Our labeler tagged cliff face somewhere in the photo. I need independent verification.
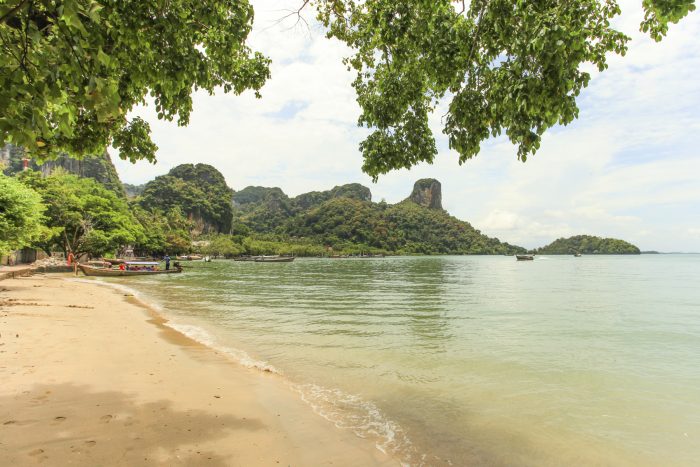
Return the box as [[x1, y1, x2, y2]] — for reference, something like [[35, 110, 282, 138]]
[[40, 151, 126, 197], [408, 179, 442, 210], [293, 183, 372, 210], [1, 145, 126, 197]]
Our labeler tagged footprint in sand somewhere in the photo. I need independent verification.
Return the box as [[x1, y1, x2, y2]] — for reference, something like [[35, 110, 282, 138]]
[[54, 416, 66, 422], [84, 440, 97, 447], [100, 414, 113, 423], [28, 448, 45, 456], [3, 420, 16, 425]]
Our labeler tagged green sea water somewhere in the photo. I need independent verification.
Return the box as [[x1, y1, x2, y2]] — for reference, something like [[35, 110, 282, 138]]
[[100, 255, 700, 466]]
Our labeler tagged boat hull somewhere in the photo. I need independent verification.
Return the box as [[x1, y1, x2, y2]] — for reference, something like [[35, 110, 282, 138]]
[[516, 255, 534, 261], [254, 257, 295, 263], [78, 264, 182, 277]]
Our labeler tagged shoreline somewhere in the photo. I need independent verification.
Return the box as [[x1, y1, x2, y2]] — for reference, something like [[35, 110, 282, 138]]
[[0, 274, 397, 466]]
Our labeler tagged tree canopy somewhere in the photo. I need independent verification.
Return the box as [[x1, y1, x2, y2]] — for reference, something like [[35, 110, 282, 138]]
[[0, 0, 694, 177], [19, 169, 143, 256], [0, 0, 269, 163], [0, 173, 47, 256], [316, 0, 695, 178]]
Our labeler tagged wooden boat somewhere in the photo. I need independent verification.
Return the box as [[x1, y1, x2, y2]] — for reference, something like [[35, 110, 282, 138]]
[[574, 253, 582, 257], [516, 255, 534, 261], [253, 255, 295, 263], [79, 262, 182, 277], [233, 256, 255, 262], [101, 257, 158, 265]]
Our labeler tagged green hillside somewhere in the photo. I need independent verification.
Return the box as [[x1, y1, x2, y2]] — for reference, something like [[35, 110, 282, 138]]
[[236, 179, 526, 255], [535, 235, 640, 255], [139, 164, 234, 234]]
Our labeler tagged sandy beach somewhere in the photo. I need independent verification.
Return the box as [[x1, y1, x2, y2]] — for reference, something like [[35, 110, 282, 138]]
[[0, 274, 396, 466]]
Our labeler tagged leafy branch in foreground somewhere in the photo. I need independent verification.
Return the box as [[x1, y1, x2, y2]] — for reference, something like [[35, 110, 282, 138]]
[[0, 0, 693, 178], [313, 0, 695, 178], [0, 0, 270, 163]]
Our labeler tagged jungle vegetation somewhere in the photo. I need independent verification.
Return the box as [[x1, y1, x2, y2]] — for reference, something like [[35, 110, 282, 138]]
[[0, 154, 640, 258]]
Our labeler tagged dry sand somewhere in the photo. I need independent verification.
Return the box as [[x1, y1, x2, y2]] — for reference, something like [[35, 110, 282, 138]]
[[0, 274, 397, 466]]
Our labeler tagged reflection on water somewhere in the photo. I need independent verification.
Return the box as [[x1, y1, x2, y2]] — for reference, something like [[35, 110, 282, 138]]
[[109, 255, 700, 466]]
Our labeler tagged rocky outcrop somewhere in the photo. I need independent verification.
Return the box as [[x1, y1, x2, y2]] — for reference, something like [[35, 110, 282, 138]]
[[139, 163, 234, 234], [123, 183, 145, 199], [293, 183, 372, 210], [39, 151, 126, 197], [407, 179, 442, 210]]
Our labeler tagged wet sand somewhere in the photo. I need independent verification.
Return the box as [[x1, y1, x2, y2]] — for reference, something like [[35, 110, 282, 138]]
[[0, 275, 396, 466]]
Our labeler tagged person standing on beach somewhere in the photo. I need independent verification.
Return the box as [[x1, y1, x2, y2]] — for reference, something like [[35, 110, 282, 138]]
[[164, 254, 171, 271]]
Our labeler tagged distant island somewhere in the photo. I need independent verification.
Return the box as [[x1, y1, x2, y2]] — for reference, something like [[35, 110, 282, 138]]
[[534, 235, 640, 255]]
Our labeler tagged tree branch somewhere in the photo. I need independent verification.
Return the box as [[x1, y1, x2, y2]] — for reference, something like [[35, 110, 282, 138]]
[[0, 0, 29, 24]]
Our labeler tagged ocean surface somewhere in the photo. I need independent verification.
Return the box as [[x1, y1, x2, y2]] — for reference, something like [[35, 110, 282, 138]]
[[97, 255, 700, 466]]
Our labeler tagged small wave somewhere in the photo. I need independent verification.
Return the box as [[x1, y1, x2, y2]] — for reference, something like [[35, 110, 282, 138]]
[[292, 383, 425, 466], [165, 322, 282, 375]]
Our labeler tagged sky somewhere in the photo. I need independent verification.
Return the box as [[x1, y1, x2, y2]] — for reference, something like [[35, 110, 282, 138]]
[[113, 1, 700, 252]]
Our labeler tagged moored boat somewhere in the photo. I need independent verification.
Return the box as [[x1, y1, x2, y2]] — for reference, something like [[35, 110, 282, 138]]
[[233, 256, 255, 262], [254, 255, 295, 263], [79, 261, 182, 277], [516, 255, 534, 261]]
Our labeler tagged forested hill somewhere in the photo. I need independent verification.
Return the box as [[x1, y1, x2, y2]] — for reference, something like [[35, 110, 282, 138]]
[[139, 164, 234, 234], [232, 178, 526, 255], [535, 235, 640, 255]]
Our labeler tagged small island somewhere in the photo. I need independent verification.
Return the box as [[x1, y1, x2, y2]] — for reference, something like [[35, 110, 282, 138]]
[[534, 235, 640, 255]]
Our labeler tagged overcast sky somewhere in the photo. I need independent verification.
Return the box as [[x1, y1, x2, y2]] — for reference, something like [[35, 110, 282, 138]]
[[114, 1, 700, 252]]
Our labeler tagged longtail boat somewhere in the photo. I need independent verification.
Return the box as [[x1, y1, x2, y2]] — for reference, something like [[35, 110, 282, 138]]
[[233, 255, 295, 262], [516, 255, 534, 261], [254, 256, 295, 263], [79, 261, 182, 277]]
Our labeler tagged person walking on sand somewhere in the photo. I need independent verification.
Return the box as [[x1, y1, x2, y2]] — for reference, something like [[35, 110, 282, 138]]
[[164, 254, 171, 271]]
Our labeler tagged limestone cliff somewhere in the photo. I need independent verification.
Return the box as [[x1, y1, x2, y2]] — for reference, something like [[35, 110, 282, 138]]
[[407, 179, 442, 210]]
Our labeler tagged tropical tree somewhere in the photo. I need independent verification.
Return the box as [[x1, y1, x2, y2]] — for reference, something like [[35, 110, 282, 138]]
[[0, 173, 47, 256], [0, 0, 269, 163], [19, 170, 143, 257], [131, 204, 193, 256]]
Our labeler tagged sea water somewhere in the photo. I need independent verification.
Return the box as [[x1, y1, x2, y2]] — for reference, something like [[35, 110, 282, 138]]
[[99, 255, 700, 466]]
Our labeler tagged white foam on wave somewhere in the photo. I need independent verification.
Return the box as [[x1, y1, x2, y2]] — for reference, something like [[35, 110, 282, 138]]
[[292, 383, 425, 466], [165, 322, 282, 374]]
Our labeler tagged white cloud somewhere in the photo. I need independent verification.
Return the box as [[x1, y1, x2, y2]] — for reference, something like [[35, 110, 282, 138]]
[[114, 0, 700, 252]]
